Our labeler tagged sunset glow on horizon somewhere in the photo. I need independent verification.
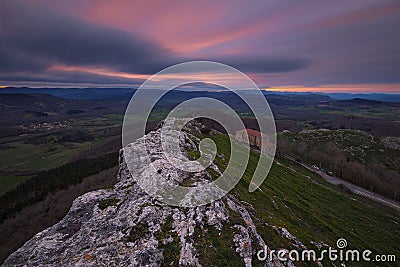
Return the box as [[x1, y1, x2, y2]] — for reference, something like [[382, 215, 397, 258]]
[[264, 84, 400, 94]]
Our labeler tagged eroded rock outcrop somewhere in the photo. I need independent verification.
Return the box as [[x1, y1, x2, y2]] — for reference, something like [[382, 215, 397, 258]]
[[3, 120, 291, 267]]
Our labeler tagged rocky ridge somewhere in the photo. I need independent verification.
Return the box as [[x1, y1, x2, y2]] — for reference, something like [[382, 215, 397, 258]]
[[3, 120, 297, 267]]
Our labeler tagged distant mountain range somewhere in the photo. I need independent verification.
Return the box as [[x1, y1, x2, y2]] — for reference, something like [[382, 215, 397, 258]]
[[324, 93, 400, 103], [0, 87, 135, 101], [1, 87, 399, 103], [263, 91, 400, 103]]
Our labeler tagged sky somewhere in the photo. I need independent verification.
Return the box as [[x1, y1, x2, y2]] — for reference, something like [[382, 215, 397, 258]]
[[1, 0, 400, 93]]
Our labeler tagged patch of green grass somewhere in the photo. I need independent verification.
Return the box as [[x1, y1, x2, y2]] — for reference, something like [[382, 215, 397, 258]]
[[98, 197, 120, 210], [156, 215, 180, 266], [180, 173, 202, 187], [162, 234, 180, 266], [0, 122, 120, 196], [156, 215, 174, 242], [206, 167, 219, 180], [102, 184, 115, 190], [0, 141, 94, 172], [200, 131, 400, 266], [187, 150, 200, 160], [0, 175, 33, 196], [194, 224, 244, 266], [127, 222, 148, 242]]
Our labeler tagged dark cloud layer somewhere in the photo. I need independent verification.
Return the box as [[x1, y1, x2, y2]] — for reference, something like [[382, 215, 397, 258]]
[[0, 2, 178, 76], [218, 57, 310, 74], [1, 0, 399, 90], [0, 1, 310, 85]]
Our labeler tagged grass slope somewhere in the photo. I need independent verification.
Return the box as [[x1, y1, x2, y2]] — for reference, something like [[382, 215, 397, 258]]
[[201, 131, 399, 266]]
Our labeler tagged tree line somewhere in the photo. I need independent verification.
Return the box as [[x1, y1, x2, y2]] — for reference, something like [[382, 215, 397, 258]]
[[0, 152, 118, 223]]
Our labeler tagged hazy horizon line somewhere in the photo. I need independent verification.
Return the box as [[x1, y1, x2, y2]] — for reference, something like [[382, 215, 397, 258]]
[[1, 85, 400, 94]]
